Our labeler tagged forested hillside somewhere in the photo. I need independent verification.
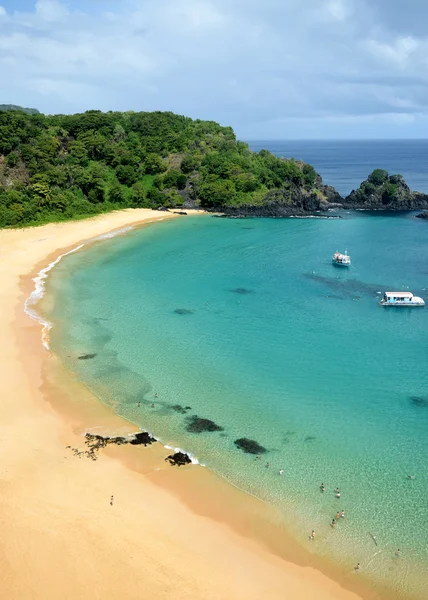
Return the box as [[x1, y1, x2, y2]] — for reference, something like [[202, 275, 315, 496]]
[[0, 109, 320, 227]]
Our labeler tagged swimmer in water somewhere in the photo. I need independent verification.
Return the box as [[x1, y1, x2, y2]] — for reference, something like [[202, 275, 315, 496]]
[[396, 549, 401, 557], [336, 491, 341, 499], [137, 402, 140, 407], [279, 469, 284, 475], [310, 530, 316, 540], [355, 563, 360, 571], [335, 512, 340, 520], [155, 393, 158, 398], [341, 510, 345, 518], [321, 483, 325, 492], [331, 518, 336, 528], [265, 462, 270, 468]]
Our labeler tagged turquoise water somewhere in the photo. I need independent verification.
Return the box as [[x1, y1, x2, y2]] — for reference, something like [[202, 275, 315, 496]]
[[45, 214, 428, 599]]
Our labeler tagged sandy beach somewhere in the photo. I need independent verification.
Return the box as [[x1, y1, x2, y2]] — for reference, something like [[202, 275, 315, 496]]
[[0, 208, 369, 600]]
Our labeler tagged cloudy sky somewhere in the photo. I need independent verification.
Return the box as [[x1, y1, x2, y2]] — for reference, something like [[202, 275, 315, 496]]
[[0, 0, 427, 139]]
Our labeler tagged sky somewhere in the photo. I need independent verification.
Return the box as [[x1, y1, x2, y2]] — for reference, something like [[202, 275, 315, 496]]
[[0, 0, 427, 139]]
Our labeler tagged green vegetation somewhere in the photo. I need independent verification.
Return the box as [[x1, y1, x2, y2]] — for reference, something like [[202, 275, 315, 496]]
[[0, 104, 40, 115], [0, 109, 319, 228]]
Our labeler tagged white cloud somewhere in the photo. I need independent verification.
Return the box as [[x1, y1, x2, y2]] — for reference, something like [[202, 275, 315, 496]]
[[325, 0, 348, 21], [35, 0, 68, 22], [0, 0, 427, 138]]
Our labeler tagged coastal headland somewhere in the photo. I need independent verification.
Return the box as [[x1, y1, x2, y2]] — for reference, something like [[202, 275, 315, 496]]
[[0, 208, 398, 600]]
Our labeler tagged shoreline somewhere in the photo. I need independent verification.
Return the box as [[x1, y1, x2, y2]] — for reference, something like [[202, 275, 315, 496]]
[[0, 208, 398, 600]]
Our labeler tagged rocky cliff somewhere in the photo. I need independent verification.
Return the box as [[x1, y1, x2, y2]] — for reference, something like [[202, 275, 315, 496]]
[[343, 170, 428, 210]]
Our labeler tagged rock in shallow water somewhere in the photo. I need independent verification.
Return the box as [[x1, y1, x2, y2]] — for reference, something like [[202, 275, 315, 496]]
[[78, 353, 97, 360], [165, 452, 192, 466], [234, 437, 266, 454], [185, 415, 224, 433]]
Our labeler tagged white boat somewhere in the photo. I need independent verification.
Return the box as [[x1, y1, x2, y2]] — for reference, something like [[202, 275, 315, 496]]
[[332, 250, 351, 266], [379, 291, 425, 307]]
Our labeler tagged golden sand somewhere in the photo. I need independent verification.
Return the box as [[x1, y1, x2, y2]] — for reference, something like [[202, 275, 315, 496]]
[[0, 209, 368, 600]]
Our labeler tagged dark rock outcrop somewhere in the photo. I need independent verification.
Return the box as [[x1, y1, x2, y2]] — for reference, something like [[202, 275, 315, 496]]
[[165, 451, 192, 466], [78, 353, 97, 360], [416, 212, 428, 219], [67, 431, 156, 460], [344, 170, 428, 210], [130, 432, 156, 446], [234, 438, 266, 455]]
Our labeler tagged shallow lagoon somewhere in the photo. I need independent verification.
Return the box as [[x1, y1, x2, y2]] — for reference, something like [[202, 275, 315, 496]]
[[45, 213, 428, 599]]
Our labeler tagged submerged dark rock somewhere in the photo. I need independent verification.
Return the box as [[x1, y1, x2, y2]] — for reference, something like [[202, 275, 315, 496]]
[[170, 404, 192, 414], [185, 416, 224, 433], [78, 353, 97, 360], [409, 396, 428, 408], [166, 451, 192, 466], [174, 308, 194, 315], [416, 212, 428, 220], [304, 436, 316, 442], [304, 273, 387, 299], [234, 438, 266, 455], [230, 288, 254, 295]]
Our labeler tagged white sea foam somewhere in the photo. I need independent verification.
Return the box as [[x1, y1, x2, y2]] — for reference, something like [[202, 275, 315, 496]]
[[164, 443, 201, 465], [24, 244, 85, 350], [92, 226, 134, 241]]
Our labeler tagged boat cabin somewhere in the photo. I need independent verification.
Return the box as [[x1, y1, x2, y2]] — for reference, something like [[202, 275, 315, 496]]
[[381, 292, 423, 305]]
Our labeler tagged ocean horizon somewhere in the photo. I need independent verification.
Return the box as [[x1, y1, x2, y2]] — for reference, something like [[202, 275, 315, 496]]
[[247, 139, 428, 196], [41, 202, 428, 600]]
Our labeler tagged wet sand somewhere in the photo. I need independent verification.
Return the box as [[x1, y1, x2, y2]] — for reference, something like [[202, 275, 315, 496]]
[[0, 208, 375, 600]]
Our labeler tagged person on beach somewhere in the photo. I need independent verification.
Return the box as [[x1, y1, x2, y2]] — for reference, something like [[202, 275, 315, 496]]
[[321, 483, 325, 492], [355, 563, 360, 571], [310, 530, 316, 541], [110, 495, 114, 506], [279, 469, 284, 475], [396, 549, 401, 557], [341, 510, 345, 518]]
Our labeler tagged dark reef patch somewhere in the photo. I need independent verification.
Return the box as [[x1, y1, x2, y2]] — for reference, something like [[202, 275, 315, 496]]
[[234, 438, 266, 454], [170, 404, 192, 414], [230, 288, 254, 295], [409, 395, 428, 408], [166, 451, 192, 466], [304, 435, 316, 442], [185, 416, 224, 433], [78, 353, 97, 360], [304, 273, 388, 299], [174, 308, 194, 315]]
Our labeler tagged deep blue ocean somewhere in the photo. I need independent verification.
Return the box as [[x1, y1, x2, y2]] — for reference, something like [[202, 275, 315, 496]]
[[248, 140, 428, 196], [41, 141, 428, 600]]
